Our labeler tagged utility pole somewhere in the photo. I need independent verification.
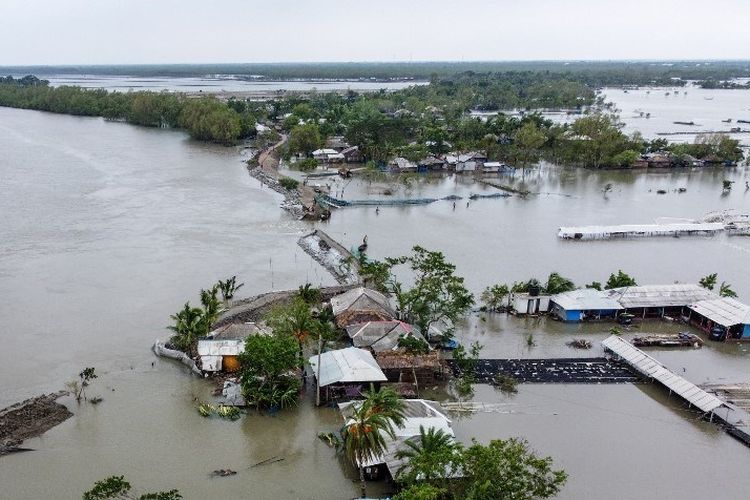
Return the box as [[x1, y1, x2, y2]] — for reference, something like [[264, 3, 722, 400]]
[[315, 331, 323, 406]]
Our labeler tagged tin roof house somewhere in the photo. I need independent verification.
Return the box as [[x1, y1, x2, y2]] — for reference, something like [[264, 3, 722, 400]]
[[549, 288, 623, 322], [338, 398, 455, 481], [345, 320, 426, 353], [688, 297, 750, 341], [331, 287, 396, 327], [308, 347, 387, 403], [197, 322, 270, 373]]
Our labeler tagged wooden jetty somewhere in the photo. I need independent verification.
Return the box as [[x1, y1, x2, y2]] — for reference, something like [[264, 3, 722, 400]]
[[446, 358, 638, 383], [630, 333, 703, 348]]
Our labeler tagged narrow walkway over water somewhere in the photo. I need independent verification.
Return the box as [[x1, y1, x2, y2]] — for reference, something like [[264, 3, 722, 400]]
[[602, 335, 750, 447]]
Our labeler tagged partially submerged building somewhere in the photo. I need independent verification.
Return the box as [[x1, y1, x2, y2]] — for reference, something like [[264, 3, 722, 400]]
[[308, 347, 387, 402], [687, 297, 750, 341], [605, 284, 716, 319], [345, 320, 426, 353], [550, 288, 624, 322], [512, 292, 551, 315], [197, 322, 270, 373], [376, 351, 445, 387], [331, 287, 396, 327], [338, 399, 454, 481]]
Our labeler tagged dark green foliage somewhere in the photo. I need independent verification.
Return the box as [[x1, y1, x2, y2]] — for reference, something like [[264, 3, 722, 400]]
[[605, 270, 637, 289], [82, 475, 182, 500], [167, 302, 204, 351], [699, 273, 718, 291], [544, 272, 576, 295], [288, 123, 323, 154], [586, 281, 603, 291], [297, 283, 322, 304], [398, 335, 430, 354], [0, 78, 247, 144], [239, 333, 301, 409], [217, 275, 244, 303], [278, 176, 299, 190], [459, 438, 567, 500], [720, 282, 738, 298], [294, 158, 319, 171]]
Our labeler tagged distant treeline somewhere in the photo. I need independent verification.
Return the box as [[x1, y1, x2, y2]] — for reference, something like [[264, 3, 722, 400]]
[[0, 75, 257, 144], [3, 60, 750, 81]]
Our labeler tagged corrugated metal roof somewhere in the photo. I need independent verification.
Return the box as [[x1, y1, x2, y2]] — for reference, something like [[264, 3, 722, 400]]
[[346, 321, 424, 353], [606, 284, 717, 309], [338, 400, 454, 471], [197, 339, 244, 356], [689, 298, 750, 328], [602, 335, 725, 413], [550, 288, 623, 311], [331, 287, 395, 317], [308, 347, 387, 387]]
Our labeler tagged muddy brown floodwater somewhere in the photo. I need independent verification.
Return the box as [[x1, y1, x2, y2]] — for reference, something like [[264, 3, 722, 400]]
[[1, 96, 750, 499]]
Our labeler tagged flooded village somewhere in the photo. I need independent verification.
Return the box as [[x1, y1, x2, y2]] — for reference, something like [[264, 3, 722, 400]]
[[3, 57, 750, 500]]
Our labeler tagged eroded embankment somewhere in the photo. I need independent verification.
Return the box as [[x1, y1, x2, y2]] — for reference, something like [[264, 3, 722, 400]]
[[1, 391, 72, 455]]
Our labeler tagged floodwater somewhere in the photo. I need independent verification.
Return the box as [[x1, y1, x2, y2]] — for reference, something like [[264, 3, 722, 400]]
[[33, 74, 423, 93], [2, 101, 750, 499]]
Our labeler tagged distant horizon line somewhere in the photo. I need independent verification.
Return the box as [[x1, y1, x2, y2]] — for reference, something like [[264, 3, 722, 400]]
[[3, 58, 750, 68]]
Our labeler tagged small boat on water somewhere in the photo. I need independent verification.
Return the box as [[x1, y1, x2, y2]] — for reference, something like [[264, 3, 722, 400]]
[[722, 118, 732, 123], [704, 97, 714, 100], [673, 121, 695, 126]]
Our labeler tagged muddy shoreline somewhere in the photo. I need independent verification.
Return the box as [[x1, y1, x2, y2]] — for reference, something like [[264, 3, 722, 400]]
[[0, 391, 72, 456]]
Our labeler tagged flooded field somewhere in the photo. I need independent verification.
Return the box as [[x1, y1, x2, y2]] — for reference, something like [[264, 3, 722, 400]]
[[2, 104, 750, 499], [33, 74, 423, 93]]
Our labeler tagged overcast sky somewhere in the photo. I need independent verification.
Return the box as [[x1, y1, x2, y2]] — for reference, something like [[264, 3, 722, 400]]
[[2, 0, 749, 65]]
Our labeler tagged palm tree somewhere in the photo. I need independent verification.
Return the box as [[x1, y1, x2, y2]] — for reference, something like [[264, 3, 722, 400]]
[[395, 425, 458, 485], [720, 281, 738, 298], [544, 272, 576, 295], [360, 384, 406, 427], [167, 302, 204, 351], [200, 286, 224, 336], [217, 276, 244, 307], [268, 298, 318, 370], [341, 389, 405, 498], [699, 273, 718, 291]]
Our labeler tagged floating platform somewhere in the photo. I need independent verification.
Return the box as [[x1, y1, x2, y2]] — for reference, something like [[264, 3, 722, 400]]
[[446, 358, 638, 383], [630, 333, 703, 348], [558, 222, 725, 240]]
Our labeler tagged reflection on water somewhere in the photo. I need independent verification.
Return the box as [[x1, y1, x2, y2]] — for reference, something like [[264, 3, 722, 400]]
[[1, 106, 750, 499]]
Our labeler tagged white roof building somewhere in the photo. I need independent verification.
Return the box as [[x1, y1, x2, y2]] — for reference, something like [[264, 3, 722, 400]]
[[689, 297, 750, 328], [338, 399, 455, 475], [197, 322, 269, 372], [308, 347, 387, 387], [606, 284, 717, 309], [551, 288, 623, 311]]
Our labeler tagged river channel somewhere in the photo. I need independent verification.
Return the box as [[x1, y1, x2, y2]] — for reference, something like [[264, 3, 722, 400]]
[[1, 94, 750, 498]]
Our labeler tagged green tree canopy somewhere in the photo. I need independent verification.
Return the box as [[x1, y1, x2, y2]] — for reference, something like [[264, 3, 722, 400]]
[[605, 270, 637, 289]]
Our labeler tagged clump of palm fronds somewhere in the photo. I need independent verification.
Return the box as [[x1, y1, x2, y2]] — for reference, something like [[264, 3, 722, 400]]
[[217, 405, 242, 421], [198, 402, 216, 417], [567, 339, 592, 349], [318, 432, 342, 448], [492, 374, 518, 394]]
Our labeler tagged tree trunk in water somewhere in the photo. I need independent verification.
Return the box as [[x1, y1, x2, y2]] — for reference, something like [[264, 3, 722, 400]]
[[298, 339, 305, 381], [359, 465, 366, 498]]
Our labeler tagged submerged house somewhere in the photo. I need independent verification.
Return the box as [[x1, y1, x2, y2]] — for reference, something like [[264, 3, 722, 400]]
[[345, 320, 426, 353], [512, 292, 551, 315], [338, 399, 454, 481], [331, 287, 396, 327], [308, 347, 387, 403], [341, 145, 363, 163], [605, 284, 716, 319], [376, 350, 445, 387], [312, 148, 344, 163], [197, 322, 270, 373], [687, 297, 750, 341], [549, 288, 623, 322]]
